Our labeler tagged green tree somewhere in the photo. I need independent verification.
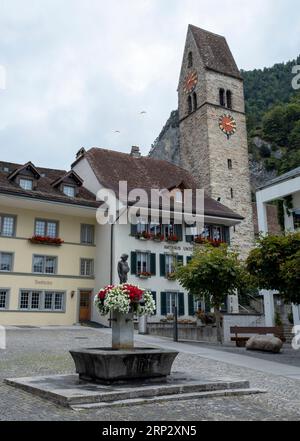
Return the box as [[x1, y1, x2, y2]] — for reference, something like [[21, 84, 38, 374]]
[[246, 233, 300, 305], [175, 243, 248, 344]]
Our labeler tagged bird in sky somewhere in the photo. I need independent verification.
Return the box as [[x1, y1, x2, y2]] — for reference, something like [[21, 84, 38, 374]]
[[140, 111, 147, 115], [114, 130, 120, 133]]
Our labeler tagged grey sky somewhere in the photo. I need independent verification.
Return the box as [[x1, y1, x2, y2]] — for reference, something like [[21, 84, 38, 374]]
[[0, 0, 299, 170]]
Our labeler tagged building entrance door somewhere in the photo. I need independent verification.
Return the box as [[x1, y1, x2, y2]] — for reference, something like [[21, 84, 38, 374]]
[[79, 291, 92, 322]]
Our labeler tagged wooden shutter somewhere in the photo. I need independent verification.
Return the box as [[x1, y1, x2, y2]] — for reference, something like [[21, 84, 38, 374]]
[[150, 254, 156, 275], [151, 291, 157, 315], [186, 256, 192, 264], [160, 292, 167, 316], [188, 294, 195, 316], [186, 235, 193, 243], [177, 255, 184, 266], [131, 224, 137, 236], [130, 252, 137, 275], [224, 227, 231, 245], [178, 292, 185, 316], [160, 254, 166, 277], [174, 224, 183, 241]]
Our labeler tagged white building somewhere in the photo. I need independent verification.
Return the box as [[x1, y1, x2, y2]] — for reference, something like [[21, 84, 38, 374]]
[[256, 166, 300, 327], [73, 146, 243, 326]]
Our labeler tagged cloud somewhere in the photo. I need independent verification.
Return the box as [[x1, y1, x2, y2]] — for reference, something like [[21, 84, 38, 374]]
[[0, 0, 299, 169]]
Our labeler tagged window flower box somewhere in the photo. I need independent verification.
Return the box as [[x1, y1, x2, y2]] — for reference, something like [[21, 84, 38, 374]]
[[138, 272, 152, 279], [29, 235, 64, 246], [193, 237, 225, 247], [135, 232, 152, 241], [166, 234, 179, 243], [166, 272, 176, 281], [153, 234, 165, 242]]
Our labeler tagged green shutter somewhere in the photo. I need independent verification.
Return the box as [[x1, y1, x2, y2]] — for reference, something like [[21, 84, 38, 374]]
[[131, 252, 137, 275], [188, 294, 195, 316], [150, 253, 156, 275], [186, 235, 193, 243], [174, 224, 183, 241], [160, 254, 166, 277], [151, 291, 157, 315], [131, 223, 137, 236], [178, 293, 185, 316], [160, 292, 167, 316], [177, 255, 184, 267], [224, 227, 230, 245], [187, 256, 192, 264]]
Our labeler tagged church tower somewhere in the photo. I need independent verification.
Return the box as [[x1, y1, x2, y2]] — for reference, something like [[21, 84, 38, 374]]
[[178, 25, 254, 253]]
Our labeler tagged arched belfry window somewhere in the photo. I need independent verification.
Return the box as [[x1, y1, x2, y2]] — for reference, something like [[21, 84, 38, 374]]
[[193, 92, 197, 111], [226, 90, 232, 109], [188, 95, 193, 114], [188, 51, 193, 68], [219, 88, 225, 107]]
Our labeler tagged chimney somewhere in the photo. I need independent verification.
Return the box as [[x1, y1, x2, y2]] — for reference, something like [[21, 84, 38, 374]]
[[76, 147, 86, 159], [130, 146, 141, 158]]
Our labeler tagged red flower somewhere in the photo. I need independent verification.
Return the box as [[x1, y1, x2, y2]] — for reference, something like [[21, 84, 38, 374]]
[[98, 285, 115, 300], [123, 284, 144, 303]]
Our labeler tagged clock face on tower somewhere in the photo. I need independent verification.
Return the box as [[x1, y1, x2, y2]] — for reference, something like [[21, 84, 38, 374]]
[[183, 70, 198, 94], [219, 114, 236, 138]]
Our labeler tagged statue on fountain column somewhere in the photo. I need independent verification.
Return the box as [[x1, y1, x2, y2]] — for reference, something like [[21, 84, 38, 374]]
[[118, 254, 130, 284]]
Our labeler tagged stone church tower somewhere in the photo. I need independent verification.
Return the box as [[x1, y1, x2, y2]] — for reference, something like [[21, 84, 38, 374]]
[[178, 25, 254, 253]]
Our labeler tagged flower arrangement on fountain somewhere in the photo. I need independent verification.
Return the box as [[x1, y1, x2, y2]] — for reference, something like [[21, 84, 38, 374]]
[[95, 284, 156, 317]]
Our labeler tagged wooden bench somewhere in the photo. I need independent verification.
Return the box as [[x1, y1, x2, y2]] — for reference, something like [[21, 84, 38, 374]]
[[230, 326, 286, 347]]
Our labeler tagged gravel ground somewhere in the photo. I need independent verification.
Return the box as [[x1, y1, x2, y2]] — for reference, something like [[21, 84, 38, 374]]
[[0, 327, 300, 421]]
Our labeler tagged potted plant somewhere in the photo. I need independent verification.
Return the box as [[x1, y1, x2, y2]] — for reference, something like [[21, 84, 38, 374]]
[[153, 233, 165, 242], [166, 272, 176, 281], [136, 231, 152, 241], [138, 271, 152, 279], [166, 234, 179, 243]]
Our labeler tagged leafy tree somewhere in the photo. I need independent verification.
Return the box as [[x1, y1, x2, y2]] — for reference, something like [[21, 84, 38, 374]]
[[175, 243, 249, 344], [246, 233, 300, 305]]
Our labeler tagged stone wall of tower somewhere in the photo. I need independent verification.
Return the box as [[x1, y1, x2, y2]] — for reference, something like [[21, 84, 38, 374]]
[[178, 30, 211, 192], [178, 29, 255, 256]]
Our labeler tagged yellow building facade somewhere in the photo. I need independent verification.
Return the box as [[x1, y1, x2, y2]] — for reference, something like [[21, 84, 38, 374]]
[[0, 163, 98, 327]]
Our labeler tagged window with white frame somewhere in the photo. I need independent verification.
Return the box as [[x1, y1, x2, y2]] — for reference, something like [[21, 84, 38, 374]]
[[0, 290, 8, 309], [136, 217, 148, 234], [165, 254, 176, 275], [149, 221, 161, 236], [80, 224, 94, 245], [80, 258, 94, 276], [0, 214, 16, 237], [166, 292, 177, 315], [33, 255, 57, 274], [136, 252, 150, 275], [0, 253, 13, 272], [20, 290, 65, 311], [35, 219, 58, 238], [19, 178, 33, 190], [63, 185, 75, 198]]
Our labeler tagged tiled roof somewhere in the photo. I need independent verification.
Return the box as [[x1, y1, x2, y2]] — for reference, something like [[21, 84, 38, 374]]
[[189, 25, 242, 80], [0, 161, 98, 208], [79, 147, 243, 220]]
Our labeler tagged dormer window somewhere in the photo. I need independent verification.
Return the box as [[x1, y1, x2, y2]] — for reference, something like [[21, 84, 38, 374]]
[[63, 185, 75, 198], [51, 170, 83, 198], [20, 178, 33, 190]]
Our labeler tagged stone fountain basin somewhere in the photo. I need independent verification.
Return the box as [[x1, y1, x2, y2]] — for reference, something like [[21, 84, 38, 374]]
[[70, 348, 179, 384]]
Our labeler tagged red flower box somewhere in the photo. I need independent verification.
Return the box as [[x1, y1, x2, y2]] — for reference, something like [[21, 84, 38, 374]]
[[29, 235, 64, 246]]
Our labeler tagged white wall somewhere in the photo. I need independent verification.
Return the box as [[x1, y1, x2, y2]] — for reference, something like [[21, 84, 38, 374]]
[[223, 314, 265, 343]]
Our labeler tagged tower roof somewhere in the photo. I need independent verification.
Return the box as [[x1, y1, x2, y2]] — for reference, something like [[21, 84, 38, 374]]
[[189, 25, 242, 80]]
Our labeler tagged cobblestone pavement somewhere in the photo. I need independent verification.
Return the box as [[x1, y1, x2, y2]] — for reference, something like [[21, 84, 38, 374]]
[[1, 327, 300, 421]]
